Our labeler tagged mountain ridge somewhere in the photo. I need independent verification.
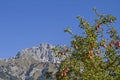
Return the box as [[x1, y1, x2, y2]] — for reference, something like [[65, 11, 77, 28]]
[[0, 43, 60, 80]]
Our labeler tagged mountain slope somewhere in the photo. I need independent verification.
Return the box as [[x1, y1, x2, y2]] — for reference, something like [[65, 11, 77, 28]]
[[0, 43, 60, 80]]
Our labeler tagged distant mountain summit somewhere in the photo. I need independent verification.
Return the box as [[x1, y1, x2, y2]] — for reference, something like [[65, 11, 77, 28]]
[[0, 43, 60, 80], [15, 43, 60, 63]]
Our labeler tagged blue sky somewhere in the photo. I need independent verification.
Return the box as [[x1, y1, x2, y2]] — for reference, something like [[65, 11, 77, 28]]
[[0, 0, 120, 59]]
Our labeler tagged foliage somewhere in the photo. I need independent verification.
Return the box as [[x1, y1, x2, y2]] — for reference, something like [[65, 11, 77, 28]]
[[52, 9, 120, 80]]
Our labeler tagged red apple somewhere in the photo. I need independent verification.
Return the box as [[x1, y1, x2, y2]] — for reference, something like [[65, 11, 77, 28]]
[[97, 25, 101, 28], [95, 25, 101, 30], [109, 43, 113, 47], [110, 19, 113, 23], [96, 50, 101, 54], [66, 48, 71, 52], [95, 26, 99, 30], [61, 72, 64, 76], [100, 43, 107, 48], [103, 44, 107, 48], [61, 52, 65, 55], [89, 50, 94, 54], [65, 67, 70, 71], [63, 52, 66, 55], [115, 41, 120, 47], [63, 72, 67, 76], [88, 55, 93, 59]]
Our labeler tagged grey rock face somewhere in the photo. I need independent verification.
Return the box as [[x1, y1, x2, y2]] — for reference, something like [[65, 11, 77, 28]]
[[16, 43, 60, 63], [0, 43, 60, 80]]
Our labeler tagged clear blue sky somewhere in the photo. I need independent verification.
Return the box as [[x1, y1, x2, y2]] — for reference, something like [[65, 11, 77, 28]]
[[0, 0, 120, 59]]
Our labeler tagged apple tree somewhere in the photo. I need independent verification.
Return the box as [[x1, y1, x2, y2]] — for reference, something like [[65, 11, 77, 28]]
[[51, 9, 120, 80]]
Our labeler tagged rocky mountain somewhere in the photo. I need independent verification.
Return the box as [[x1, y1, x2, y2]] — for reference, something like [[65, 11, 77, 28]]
[[0, 43, 61, 80]]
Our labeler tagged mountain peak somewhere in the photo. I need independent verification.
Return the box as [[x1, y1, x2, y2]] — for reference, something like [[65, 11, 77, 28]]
[[0, 43, 60, 80], [15, 43, 60, 63], [39, 43, 53, 49]]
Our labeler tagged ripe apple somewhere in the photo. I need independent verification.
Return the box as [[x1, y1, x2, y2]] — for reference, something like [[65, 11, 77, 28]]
[[97, 25, 101, 28], [66, 48, 71, 52], [110, 19, 113, 23], [96, 50, 101, 54], [89, 50, 94, 54], [100, 43, 107, 48], [95, 26, 99, 30], [95, 25, 101, 30], [88, 55, 93, 59], [115, 41, 120, 47], [63, 72, 67, 76], [103, 44, 107, 48], [65, 67, 70, 71], [109, 43, 113, 47], [61, 72, 64, 76], [61, 52, 65, 55]]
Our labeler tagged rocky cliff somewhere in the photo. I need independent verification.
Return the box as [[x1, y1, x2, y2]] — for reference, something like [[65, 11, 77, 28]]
[[0, 43, 60, 80]]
